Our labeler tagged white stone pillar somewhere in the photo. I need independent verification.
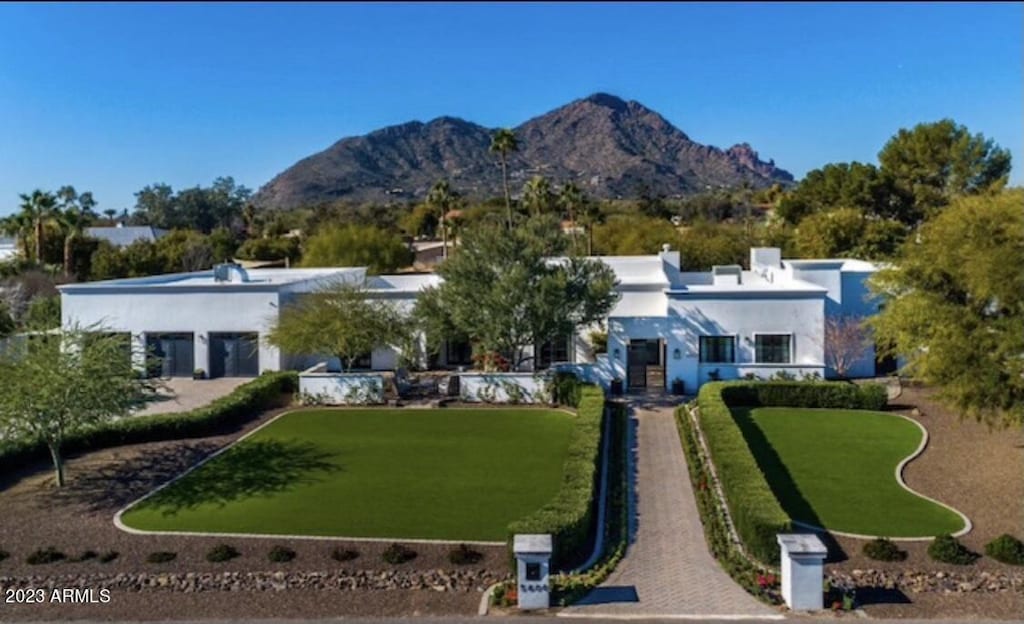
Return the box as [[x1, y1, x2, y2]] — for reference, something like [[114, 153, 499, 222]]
[[777, 534, 828, 611], [513, 534, 552, 611]]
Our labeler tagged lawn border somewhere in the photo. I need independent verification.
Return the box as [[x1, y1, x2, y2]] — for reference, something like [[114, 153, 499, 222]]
[[113, 405, 578, 546], [787, 409, 971, 541]]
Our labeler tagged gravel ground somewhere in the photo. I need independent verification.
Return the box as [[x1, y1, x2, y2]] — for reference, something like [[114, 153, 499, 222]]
[[825, 385, 1024, 619], [0, 405, 505, 619]]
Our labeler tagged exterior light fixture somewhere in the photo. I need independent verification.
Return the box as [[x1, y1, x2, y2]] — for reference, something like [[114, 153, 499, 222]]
[[672, 348, 682, 360], [613, 347, 621, 360]]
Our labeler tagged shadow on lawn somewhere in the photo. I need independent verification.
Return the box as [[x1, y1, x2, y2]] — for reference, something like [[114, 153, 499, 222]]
[[729, 407, 849, 563], [132, 438, 342, 516]]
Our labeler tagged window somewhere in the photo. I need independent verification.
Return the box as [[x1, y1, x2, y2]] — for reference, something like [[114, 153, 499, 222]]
[[445, 339, 473, 366], [699, 336, 735, 363], [535, 335, 573, 370], [755, 334, 792, 364]]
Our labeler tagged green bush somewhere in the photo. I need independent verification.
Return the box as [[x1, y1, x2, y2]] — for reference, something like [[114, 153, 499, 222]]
[[0, 371, 297, 474], [268, 545, 296, 563], [381, 543, 416, 565], [863, 538, 907, 562], [26, 546, 66, 565], [720, 381, 888, 411], [146, 551, 177, 564], [508, 385, 605, 569], [448, 544, 483, 566], [98, 551, 119, 563], [928, 534, 978, 565], [68, 550, 98, 563], [205, 544, 241, 562], [984, 534, 1024, 565], [551, 372, 583, 407], [330, 547, 359, 562]]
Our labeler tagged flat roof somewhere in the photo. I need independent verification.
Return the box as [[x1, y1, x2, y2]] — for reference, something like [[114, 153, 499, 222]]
[[59, 267, 360, 292]]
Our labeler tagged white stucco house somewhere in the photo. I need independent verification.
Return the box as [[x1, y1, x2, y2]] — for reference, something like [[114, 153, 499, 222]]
[[58, 246, 888, 391]]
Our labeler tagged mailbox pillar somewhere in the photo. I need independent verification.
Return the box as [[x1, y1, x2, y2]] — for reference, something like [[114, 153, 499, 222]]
[[777, 534, 828, 610], [513, 534, 552, 610]]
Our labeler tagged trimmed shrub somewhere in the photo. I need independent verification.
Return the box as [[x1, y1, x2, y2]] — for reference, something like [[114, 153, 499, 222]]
[[205, 544, 241, 562], [98, 551, 119, 563], [26, 547, 66, 565], [508, 384, 605, 569], [68, 550, 98, 563], [984, 534, 1024, 566], [448, 544, 483, 565], [551, 372, 583, 407], [381, 543, 416, 565], [863, 538, 907, 562], [720, 381, 888, 411], [268, 546, 296, 563], [928, 534, 978, 565], [330, 548, 359, 562], [146, 551, 177, 564]]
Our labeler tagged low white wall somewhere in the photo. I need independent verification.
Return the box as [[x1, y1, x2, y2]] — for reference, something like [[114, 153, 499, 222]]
[[299, 365, 385, 405], [459, 373, 551, 404], [554, 354, 615, 390], [696, 364, 827, 385]]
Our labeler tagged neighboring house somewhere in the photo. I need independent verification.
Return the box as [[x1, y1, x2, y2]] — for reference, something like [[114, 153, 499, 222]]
[[84, 224, 169, 247], [58, 246, 883, 389], [0, 237, 18, 262]]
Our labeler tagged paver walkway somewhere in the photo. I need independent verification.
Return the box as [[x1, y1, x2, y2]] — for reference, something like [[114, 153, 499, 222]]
[[135, 377, 248, 416], [561, 398, 778, 619]]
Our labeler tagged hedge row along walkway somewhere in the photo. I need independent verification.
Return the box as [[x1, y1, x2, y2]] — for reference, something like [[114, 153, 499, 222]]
[[561, 399, 776, 619]]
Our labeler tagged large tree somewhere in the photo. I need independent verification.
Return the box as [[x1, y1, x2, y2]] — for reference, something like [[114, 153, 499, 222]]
[[0, 327, 152, 486], [489, 128, 519, 229], [522, 175, 553, 217], [416, 215, 619, 370], [426, 179, 458, 260], [55, 185, 97, 277], [17, 190, 58, 264], [776, 162, 913, 225], [301, 224, 412, 273], [878, 119, 1011, 219], [266, 282, 408, 372], [869, 189, 1024, 428]]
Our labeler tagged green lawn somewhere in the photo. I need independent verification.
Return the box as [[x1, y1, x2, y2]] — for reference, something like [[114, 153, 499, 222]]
[[733, 407, 965, 537], [120, 408, 576, 541]]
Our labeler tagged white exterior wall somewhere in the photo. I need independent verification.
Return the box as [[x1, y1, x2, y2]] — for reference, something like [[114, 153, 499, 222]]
[[299, 372, 385, 404], [459, 373, 550, 403], [61, 288, 283, 374]]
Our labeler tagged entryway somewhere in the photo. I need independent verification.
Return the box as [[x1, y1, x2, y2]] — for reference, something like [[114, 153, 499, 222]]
[[145, 333, 194, 378], [626, 339, 665, 392]]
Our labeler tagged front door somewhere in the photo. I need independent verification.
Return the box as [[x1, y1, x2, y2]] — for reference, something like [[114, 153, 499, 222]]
[[209, 332, 260, 378], [146, 333, 194, 378], [627, 339, 664, 391]]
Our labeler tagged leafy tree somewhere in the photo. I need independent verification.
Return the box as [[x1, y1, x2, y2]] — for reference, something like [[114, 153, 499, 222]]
[[266, 282, 407, 372], [0, 326, 152, 486], [416, 216, 619, 370], [207, 226, 240, 263], [878, 119, 1011, 218], [23, 295, 60, 330], [131, 178, 251, 233], [235, 237, 301, 263], [776, 162, 913, 224], [301, 224, 412, 273], [676, 221, 754, 270], [869, 189, 1024, 427], [399, 202, 439, 238], [54, 186, 97, 277], [426, 180, 459, 260], [88, 240, 129, 281], [489, 128, 519, 229], [794, 209, 906, 260], [592, 214, 672, 256]]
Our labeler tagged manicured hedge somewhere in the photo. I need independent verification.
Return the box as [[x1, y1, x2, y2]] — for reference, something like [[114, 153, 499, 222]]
[[508, 385, 605, 570], [696, 380, 887, 564], [0, 371, 298, 474]]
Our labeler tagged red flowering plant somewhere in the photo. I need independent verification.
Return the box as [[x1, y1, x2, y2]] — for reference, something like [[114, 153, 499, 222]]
[[471, 350, 511, 372]]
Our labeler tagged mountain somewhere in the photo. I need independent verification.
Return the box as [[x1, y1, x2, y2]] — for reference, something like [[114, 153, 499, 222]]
[[253, 93, 793, 209]]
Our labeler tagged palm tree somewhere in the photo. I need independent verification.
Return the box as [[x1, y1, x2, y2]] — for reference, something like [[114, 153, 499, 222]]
[[17, 190, 58, 264], [426, 179, 458, 260], [522, 175, 552, 217], [489, 128, 518, 229], [102, 208, 118, 223], [577, 198, 602, 256], [55, 186, 96, 277], [559, 182, 584, 251]]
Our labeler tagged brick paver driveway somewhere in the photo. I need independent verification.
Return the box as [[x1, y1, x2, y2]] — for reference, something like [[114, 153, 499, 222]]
[[561, 397, 778, 619]]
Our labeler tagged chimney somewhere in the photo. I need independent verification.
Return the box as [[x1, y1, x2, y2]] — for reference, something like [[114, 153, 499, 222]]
[[712, 265, 742, 286]]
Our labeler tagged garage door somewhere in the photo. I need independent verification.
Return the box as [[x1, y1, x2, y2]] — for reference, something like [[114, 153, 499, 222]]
[[209, 332, 259, 378], [146, 333, 195, 378]]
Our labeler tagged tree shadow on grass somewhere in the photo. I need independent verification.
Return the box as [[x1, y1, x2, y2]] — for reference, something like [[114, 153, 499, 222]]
[[130, 438, 342, 516], [729, 407, 848, 563]]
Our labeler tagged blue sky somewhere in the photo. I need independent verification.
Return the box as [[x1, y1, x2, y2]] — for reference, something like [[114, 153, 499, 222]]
[[0, 2, 1020, 215]]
